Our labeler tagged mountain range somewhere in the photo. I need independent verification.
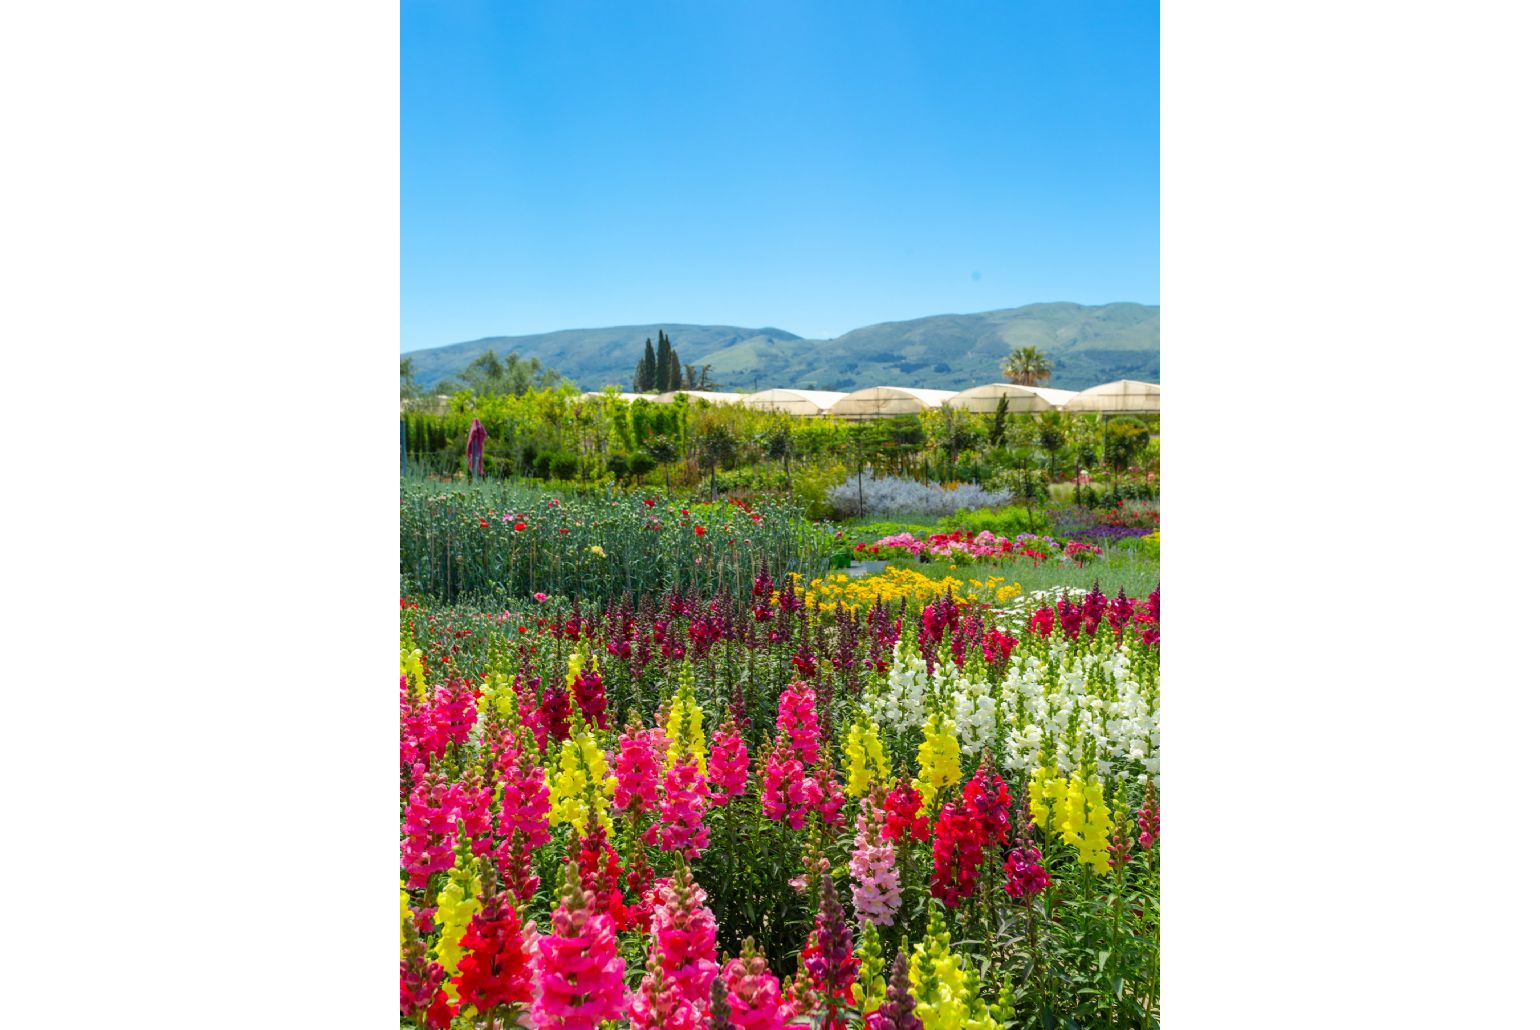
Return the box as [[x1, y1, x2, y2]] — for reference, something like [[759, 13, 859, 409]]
[[402, 301, 1159, 393]]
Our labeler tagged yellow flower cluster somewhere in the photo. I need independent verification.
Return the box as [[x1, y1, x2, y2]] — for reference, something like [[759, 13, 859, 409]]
[[432, 839, 482, 1000], [400, 642, 427, 700], [476, 668, 517, 722], [663, 675, 707, 774], [801, 567, 1024, 612], [800, 567, 966, 613], [916, 711, 961, 813], [1028, 766, 1057, 833], [842, 716, 891, 797], [1035, 770, 1114, 874], [909, 908, 1001, 1030], [547, 725, 616, 836]]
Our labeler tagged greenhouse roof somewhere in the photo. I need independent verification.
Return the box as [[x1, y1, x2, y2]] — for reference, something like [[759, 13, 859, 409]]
[[945, 383, 1078, 413], [826, 386, 957, 419], [1062, 379, 1161, 413], [740, 389, 848, 414]]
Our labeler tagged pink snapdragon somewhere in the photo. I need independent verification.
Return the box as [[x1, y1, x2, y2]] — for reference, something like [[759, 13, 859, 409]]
[[401, 770, 457, 889], [706, 717, 749, 805], [443, 770, 495, 858], [849, 800, 901, 926], [400, 675, 432, 767], [720, 941, 795, 1030], [656, 754, 711, 858], [811, 761, 846, 827], [642, 873, 720, 1013], [776, 681, 822, 766], [430, 679, 478, 751], [614, 720, 662, 814], [761, 746, 817, 830], [495, 743, 551, 900], [532, 865, 626, 1030]]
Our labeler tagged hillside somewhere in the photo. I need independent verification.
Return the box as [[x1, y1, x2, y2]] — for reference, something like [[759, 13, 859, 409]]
[[404, 302, 1158, 393]]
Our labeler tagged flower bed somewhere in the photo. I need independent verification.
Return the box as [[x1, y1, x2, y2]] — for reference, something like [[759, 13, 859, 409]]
[[855, 529, 1107, 568], [401, 580, 1160, 1028]]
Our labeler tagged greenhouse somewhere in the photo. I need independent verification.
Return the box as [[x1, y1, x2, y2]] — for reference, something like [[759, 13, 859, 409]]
[[740, 388, 848, 415], [825, 386, 958, 419], [1062, 379, 1161, 413], [652, 390, 744, 406], [945, 383, 1079, 413]]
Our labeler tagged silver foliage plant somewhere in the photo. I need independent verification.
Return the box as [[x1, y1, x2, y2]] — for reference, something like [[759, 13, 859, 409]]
[[825, 475, 1012, 518]]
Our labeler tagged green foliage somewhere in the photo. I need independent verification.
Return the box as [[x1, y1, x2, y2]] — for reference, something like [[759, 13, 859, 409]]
[[1104, 417, 1153, 472], [627, 451, 657, 478], [939, 505, 1049, 537], [399, 387, 1160, 507], [455, 348, 568, 397]]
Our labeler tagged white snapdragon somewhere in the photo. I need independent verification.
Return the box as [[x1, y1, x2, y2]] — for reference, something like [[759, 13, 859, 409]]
[[951, 670, 998, 757], [868, 639, 928, 732]]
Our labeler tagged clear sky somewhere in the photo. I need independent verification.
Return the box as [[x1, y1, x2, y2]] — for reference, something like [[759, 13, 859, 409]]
[[402, 0, 1157, 352]]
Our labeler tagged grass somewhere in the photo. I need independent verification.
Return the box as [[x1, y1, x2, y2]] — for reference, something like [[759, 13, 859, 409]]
[[891, 541, 1159, 599]]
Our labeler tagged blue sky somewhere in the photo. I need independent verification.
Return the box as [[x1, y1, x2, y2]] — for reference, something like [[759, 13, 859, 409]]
[[402, 0, 1157, 352]]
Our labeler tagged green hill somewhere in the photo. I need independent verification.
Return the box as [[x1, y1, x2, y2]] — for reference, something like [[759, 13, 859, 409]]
[[403, 302, 1158, 393]]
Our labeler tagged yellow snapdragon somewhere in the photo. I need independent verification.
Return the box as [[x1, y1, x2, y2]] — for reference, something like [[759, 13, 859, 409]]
[[547, 724, 616, 836], [401, 643, 427, 700], [1042, 771, 1114, 875], [910, 908, 1000, 1030], [1028, 765, 1058, 835], [477, 668, 517, 722], [842, 716, 891, 797], [663, 675, 707, 774], [916, 711, 961, 813], [432, 836, 482, 1001]]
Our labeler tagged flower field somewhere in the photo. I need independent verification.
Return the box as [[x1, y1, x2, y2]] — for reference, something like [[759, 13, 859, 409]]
[[401, 548, 1161, 1028]]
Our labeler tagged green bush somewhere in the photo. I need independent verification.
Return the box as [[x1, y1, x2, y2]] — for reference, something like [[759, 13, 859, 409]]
[[939, 505, 1048, 537]]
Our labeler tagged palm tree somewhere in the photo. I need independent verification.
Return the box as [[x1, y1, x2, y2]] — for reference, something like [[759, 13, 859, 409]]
[[1002, 346, 1052, 386]]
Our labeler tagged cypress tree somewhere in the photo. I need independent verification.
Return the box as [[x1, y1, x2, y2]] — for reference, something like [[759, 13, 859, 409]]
[[638, 336, 657, 392], [668, 349, 683, 391], [654, 331, 672, 392]]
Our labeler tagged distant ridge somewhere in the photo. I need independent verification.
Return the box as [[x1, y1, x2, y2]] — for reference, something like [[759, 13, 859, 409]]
[[404, 302, 1158, 393]]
